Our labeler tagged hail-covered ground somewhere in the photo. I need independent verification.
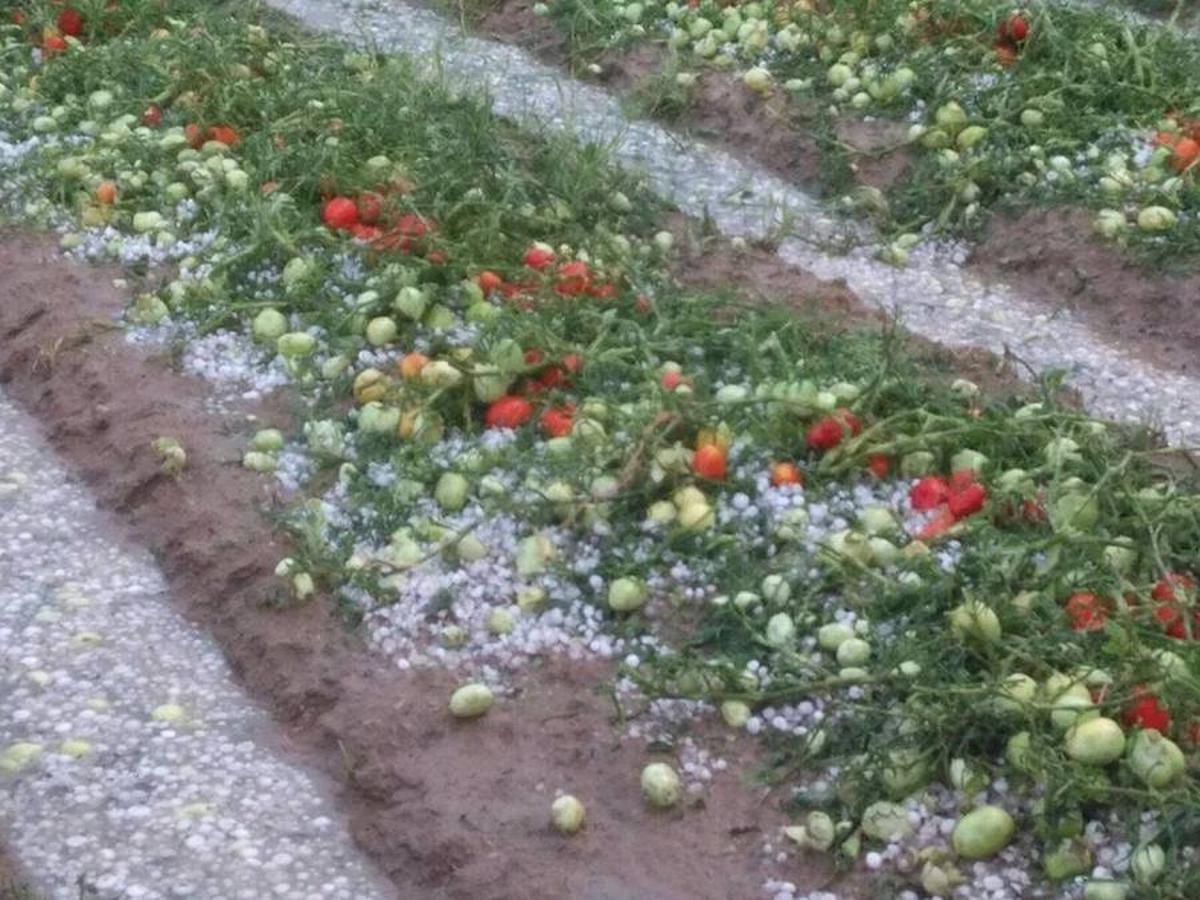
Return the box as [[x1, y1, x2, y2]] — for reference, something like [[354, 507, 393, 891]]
[[0, 391, 391, 900]]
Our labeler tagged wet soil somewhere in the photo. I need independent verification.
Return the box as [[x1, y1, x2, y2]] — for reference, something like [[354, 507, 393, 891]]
[[0, 230, 832, 898], [972, 207, 1200, 377]]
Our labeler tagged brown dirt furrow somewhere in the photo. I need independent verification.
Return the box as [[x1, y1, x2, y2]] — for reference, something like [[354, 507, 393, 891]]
[[0, 229, 832, 899]]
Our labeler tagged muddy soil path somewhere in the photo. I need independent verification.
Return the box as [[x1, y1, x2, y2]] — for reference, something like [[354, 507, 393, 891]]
[[0, 230, 833, 898]]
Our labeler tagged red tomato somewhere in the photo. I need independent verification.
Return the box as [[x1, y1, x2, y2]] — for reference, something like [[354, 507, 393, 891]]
[[909, 476, 950, 511], [56, 8, 83, 37], [805, 408, 861, 452], [523, 243, 554, 270], [484, 395, 533, 429], [1065, 592, 1108, 631], [356, 192, 384, 225], [540, 405, 574, 438], [142, 105, 163, 128], [561, 354, 582, 374], [661, 370, 683, 391], [915, 507, 958, 541], [554, 260, 591, 296], [321, 196, 360, 231], [1122, 689, 1171, 734], [866, 454, 890, 478], [184, 122, 205, 149], [948, 482, 987, 520], [1005, 13, 1029, 42], [43, 33, 68, 54], [206, 124, 239, 147], [693, 444, 727, 480]]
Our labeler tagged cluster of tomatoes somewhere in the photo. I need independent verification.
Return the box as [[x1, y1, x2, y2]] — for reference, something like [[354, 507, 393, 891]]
[[1153, 115, 1200, 175], [993, 10, 1030, 66], [1061, 573, 1200, 744], [481, 351, 583, 439], [11, 3, 84, 54], [321, 194, 441, 259], [907, 469, 990, 540]]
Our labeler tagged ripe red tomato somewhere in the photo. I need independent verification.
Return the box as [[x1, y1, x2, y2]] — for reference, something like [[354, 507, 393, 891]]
[[1122, 689, 1171, 734], [523, 243, 554, 270], [206, 124, 240, 147], [355, 191, 384, 225], [805, 408, 861, 452], [141, 104, 163, 127], [866, 454, 890, 478], [1065, 592, 1108, 631], [909, 476, 950, 511], [56, 8, 83, 37], [948, 482, 987, 519], [321, 196, 360, 231], [484, 395, 533, 429], [540, 405, 574, 438]]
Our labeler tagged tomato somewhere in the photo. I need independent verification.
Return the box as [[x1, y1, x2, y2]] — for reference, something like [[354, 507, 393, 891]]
[[560, 353, 582, 374], [321, 196, 360, 231], [1152, 572, 1195, 638], [660, 370, 684, 390], [1065, 592, 1108, 631], [554, 260, 591, 296], [948, 482, 987, 520], [770, 461, 803, 487], [1171, 138, 1200, 173], [805, 408, 861, 452], [356, 191, 385, 225], [476, 271, 504, 295], [56, 8, 83, 37], [93, 181, 117, 205], [523, 243, 554, 270], [141, 104, 163, 128], [484, 395, 533, 429], [866, 453, 890, 478], [915, 507, 958, 541], [183, 122, 205, 149], [540, 405, 575, 438], [350, 223, 381, 241], [1122, 689, 1171, 734], [206, 124, 239, 147], [693, 444, 727, 480], [43, 33, 68, 54], [1005, 13, 1028, 42], [909, 476, 950, 511], [398, 352, 428, 380]]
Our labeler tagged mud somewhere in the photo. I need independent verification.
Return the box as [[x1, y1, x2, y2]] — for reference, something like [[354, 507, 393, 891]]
[[972, 207, 1200, 377]]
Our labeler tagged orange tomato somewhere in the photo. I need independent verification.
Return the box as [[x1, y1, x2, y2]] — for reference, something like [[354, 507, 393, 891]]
[[1171, 138, 1200, 173], [693, 444, 727, 480], [398, 352, 429, 380], [770, 461, 802, 487], [93, 180, 117, 205], [476, 270, 504, 295]]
